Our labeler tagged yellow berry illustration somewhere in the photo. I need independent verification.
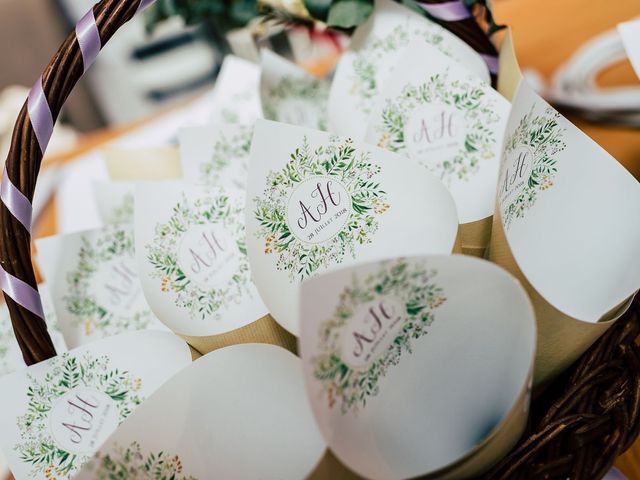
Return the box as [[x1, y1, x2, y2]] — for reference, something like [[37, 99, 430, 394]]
[[84, 319, 93, 336], [45, 465, 57, 480], [377, 133, 390, 149], [328, 386, 336, 409], [133, 378, 142, 391], [173, 455, 183, 473], [374, 200, 391, 214]]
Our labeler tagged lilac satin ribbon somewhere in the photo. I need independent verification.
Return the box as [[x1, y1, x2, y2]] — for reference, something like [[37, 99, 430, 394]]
[[481, 53, 499, 74], [1, 172, 32, 231], [4, 80, 49, 318], [136, 0, 157, 14], [418, 1, 471, 22], [2, 0, 156, 319], [603, 468, 627, 480], [27, 77, 54, 155], [0, 265, 44, 319], [76, 9, 101, 72]]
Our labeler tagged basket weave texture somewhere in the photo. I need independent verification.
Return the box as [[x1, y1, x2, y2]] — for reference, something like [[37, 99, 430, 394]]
[[0, 1, 638, 478]]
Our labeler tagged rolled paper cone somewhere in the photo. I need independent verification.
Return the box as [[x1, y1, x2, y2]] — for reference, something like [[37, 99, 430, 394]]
[[74, 344, 326, 480], [135, 182, 287, 357], [300, 255, 536, 480], [179, 124, 252, 189], [0, 331, 193, 480], [496, 28, 522, 101], [180, 314, 297, 356], [93, 181, 135, 225], [329, 0, 490, 141], [35, 226, 169, 349], [490, 79, 640, 386], [103, 146, 181, 180], [246, 120, 461, 337], [618, 20, 640, 79], [259, 49, 330, 131], [490, 207, 629, 385], [460, 216, 492, 257], [363, 40, 506, 260]]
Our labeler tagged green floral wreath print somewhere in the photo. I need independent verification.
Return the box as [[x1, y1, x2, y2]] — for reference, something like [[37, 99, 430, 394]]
[[0, 316, 13, 376], [218, 86, 257, 125], [87, 441, 197, 480], [376, 70, 500, 183], [350, 23, 447, 116], [15, 353, 143, 478], [312, 259, 446, 414], [64, 227, 154, 338], [201, 125, 252, 186], [108, 192, 134, 224], [501, 106, 567, 229], [262, 75, 329, 130], [253, 136, 390, 281], [146, 192, 250, 320]]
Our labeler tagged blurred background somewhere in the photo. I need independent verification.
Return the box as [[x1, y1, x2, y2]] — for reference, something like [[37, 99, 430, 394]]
[[0, 1, 636, 129], [0, 0, 638, 170]]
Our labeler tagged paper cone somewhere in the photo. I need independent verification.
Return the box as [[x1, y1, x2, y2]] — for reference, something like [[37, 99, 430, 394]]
[[246, 120, 460, 337], [490, 80, 640, 384], [134, 181, 295, 355], [75, 344, 325, 480], [300, 255, 536, 479], [103, 146, 182, 180], [0, 331, 191, 480]]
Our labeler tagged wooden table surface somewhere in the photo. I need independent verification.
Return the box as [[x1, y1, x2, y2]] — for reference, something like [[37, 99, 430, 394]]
[[9, 0, 640, 479]]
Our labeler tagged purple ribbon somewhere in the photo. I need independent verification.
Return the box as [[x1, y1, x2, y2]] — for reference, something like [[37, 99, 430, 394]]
[[418, 1, 471, 22], [1, 172, 32, 231], [27, 77, 54, 155], [1, 0, 155, 320], [481, 53, 499, 74], [0, 266, 44, 319], [603, 468, 627, 480], [76, 9, 101, 72], [136, 0, 157, 14]]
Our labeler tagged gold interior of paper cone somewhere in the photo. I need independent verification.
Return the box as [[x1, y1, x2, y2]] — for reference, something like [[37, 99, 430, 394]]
[[497, 28, 523, 101], [103, 146, 182, 181], [460, 216, 492, 257], [181, 314, 297, 356], [452, 226, 463, 254], [189, 345, 203, 361], [309, 451, 364, 480], [601, 292, 637, 322]]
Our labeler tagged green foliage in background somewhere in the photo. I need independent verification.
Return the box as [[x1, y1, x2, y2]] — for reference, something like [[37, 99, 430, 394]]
[[144, 0, 503, 34], [143, 0, 260, 33]]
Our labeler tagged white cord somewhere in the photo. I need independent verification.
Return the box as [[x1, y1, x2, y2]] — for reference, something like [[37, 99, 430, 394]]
[[549, 27, 640, 112]]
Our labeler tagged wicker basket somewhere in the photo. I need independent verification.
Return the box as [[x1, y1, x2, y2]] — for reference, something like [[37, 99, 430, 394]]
[[0, 0, 638, 478]]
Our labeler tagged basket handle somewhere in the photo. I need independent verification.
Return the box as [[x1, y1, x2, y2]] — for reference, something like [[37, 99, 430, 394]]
[[0, 0, 498, 367], [0, 0, 152, 366]]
